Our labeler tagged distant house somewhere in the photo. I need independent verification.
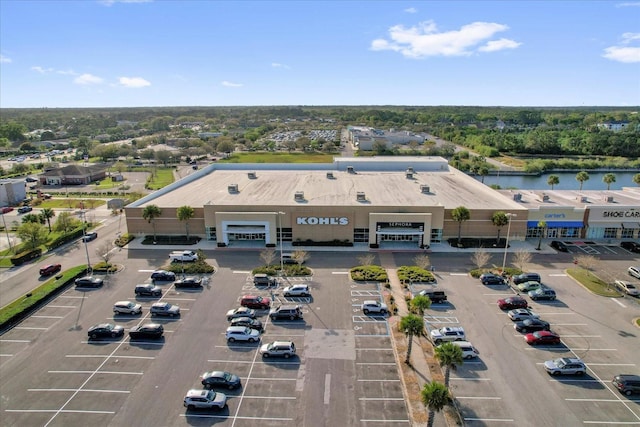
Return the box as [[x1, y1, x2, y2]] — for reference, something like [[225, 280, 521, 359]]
[[39, 164, 107, 186], [597, 121, 629, 132]]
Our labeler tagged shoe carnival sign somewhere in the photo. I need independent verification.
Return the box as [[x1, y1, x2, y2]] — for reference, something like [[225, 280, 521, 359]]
[[297, 217, 349, 225]]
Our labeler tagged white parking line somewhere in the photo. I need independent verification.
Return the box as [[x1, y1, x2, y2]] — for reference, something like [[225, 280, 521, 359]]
[[14, 327, 48, 331], [526, 348, 616, 351], [1, 354, 13, 357], [566, 398, 627, 402], [59, 296, 87, 299], [233, 270, 251, 274], [332, 271, 349, 274], [450, 273, 468, 276], [66, 355, 155, 360], [48, 370, 144, 375], [245, 377, 296, 381], [31, 315, 64, 319], [583, 421, 640, 425], [359, 397, 405, 401], [457, 396, 502, 400], [548, 274, 567, 276], [324, 374, 331, 405], [237, 395, 297, 399], [611, 298, 626, 308], [0, 339, 30, 343], [28, 388, 130, 394], [5, 409, 115, 414], [553, 323, 588, 326], [550, 379, 601, 382], [47, 305, 76, 309], [208, 359, 254, 364], [182, 414, 293, 421]]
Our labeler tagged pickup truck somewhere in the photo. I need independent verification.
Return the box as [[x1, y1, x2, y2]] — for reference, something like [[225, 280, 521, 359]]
[[169, 250, 198, 262]]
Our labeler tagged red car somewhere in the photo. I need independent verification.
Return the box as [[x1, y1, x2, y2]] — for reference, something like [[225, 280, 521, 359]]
[[240, 295, 271, 310], [525, 330, 561, 345], [40, 264, 62, 276], [497, 296, 528, 310], [1, 207, 14, 214]]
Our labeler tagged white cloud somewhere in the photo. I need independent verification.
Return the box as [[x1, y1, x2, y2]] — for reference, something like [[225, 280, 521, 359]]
[[272, 62, 290, 69], [478, 38, 522, 52], [222, 81, 243, 87], [56, 69, 77, 76], [616, 2, 640, 7], [74, 73, 104, 85], [603, 32, 640, 63], [404, 7, 417, 13], [31, 66, 54, 74], [118, 76, 151, 87], [371, 20, 520, 58], [0, 55, 12, 63], [99, 0, 153, 6]]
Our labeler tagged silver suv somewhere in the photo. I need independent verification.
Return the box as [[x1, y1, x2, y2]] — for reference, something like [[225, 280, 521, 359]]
[[183, 389, 227, 410], [282, 284, 310, 297], [361, 300, 388, 315], [259, 341, 296, 358], [430, 326, 466, 344], [150, 302, 180, 317], [225, 326, 260, 343], [113, 301, 142, 315], [544, 358, 586, 376], [269, 305, 303, 320]]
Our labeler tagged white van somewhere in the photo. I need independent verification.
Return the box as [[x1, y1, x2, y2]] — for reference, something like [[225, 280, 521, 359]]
[[451, 341, 479, 359]]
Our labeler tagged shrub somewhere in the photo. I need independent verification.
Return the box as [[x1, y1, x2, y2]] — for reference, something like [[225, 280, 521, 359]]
[[115, 233, 134, 247], [46, 227, 85, 250], [10, 248, 42, 266], [397, 266, 436, 283], [350, 265, 388, 281]]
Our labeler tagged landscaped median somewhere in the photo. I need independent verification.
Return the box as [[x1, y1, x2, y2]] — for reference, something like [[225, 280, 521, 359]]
[[0, 265, 87, 330], [566, 267, 623, 297]]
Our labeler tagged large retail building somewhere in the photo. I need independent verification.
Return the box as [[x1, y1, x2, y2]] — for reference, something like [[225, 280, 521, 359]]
[[124, 157, 640, 250]]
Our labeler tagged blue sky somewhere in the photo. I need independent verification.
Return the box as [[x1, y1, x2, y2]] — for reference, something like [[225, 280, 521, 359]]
[[1, 0, 639, 108]]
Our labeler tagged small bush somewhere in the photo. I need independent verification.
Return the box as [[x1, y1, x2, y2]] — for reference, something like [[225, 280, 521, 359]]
[[397, 266, 436, 283], [10, 248, 42, 266], [350, 265, 388, 282], [115, 233, 134, 247]]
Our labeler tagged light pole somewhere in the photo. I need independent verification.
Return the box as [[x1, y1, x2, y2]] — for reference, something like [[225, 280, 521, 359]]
[[278, 211, 285, 276], [501, 213, 517, 275], [80, 209, 92, 273]]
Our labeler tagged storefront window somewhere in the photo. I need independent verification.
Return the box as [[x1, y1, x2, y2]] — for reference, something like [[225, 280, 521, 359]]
[[205, 227, 216, 241], [621, 228, 634, 239], [279, 228, 292, 242], [430, 229, 442, 243], [604, 228, 618, 239], [354, 228, 369, 243]]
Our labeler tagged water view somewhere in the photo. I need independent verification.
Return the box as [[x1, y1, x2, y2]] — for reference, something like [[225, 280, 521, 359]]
[[474, 171, 640, 191]]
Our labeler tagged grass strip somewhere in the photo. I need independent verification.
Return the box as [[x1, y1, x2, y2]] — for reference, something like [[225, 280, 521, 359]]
[[567, 268, 621, 297]]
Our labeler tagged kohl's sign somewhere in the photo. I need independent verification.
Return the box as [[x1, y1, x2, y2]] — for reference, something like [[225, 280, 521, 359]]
[[297, 216, 349, 225]]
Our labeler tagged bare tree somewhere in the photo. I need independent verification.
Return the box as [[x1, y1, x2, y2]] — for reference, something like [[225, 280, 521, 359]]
[[292, 250, 310, 266], [511, 249, 532, 272], [95, 241, 115, 266], [260, 249, 276, 266], [573, 255, 599, 272], [413, 254, 431, 270], [358, 254, 376, 266], [471, 248, 491, 270]]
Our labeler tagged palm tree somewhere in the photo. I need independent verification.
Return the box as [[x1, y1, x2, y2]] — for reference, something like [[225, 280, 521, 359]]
[[633, 173, 640, 186], [602, 173, 616, 190], [536, 220, 547, 250], [410, 294, 431, 316], [399, 314, 424, 365], [177, 205, 195, 240], [491, 211, 509, 245], [434, 342, 464, 388], [478, 166, 489, 183], [40, 208, 55, 232], [142, 204, 162, 243], [421, 381, 451, 427], [451, 206, 470, 246], [576, 171, 590, 191], [547, 175, 560, 190]]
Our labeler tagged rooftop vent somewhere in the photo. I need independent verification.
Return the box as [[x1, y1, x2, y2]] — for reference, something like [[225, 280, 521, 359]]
[[605, 195, 614, 203], [228, 184, 239, 193], [326, 172, 334, 179], [513, 193, 522, 202], [294, 191, 305, 202], [347, 166, 355, 174], [542, 193, 550, 202], [420, 185, 431, 194], [356, 192, 366, 202], [405, 169, 414, 179], [579, 196, 588, 203], [248, 171, 256, 179]]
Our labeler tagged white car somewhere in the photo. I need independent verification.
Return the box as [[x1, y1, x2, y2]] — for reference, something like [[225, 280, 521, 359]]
[[430, 326, 465, 344], [226, 307, 256, 321], [361, 300, 388, 315], [614, 280, 639, 296], [183, 389, 227, 410], [628, 267, 640, 280], [150, 302, 181, 317], [507, 308, 540, 321], [225, 326, 260, 343], [113, 301, 142, 315], [282, 284, 310, 297]]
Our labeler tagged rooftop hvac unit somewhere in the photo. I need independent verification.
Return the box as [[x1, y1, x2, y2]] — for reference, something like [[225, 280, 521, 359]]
[[605, 196, 614, 203], [407, 166, 414, 173], [420, 185, 430, 194], [542, 194, 550, 202], [405, 170, 414, 179], [248, 171, 256, 179], [356, 192, 366, 202], [228, 184, 239, 193], [580, 196, 588, 203], [513, 193, 522, 202], [326, 172, 334, 179], [294, 191, 305, 201], [347, 166, 355, 174]]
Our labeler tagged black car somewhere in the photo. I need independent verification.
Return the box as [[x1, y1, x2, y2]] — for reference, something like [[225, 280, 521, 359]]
[[201, 371, 242, 390], [134, 283, 162, 297], [17, 206, 33, 214], [87, 323, 124, 339], [174, 277, 203, 288], [129, 323, 164, 340], [550, 240, 568, 252], [151, 270, 176, 282], [82, 232, 98, 242], [621, 241, 640, 253], [75, 276, 104, 288], [482, 275, 506, 285], [230, 316, 264, 332], [514, 318, 551, 333], [513, 273, 542, 285]]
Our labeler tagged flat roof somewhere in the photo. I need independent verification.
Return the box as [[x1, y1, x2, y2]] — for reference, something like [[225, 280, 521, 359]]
[[498, 188, 640, 209]]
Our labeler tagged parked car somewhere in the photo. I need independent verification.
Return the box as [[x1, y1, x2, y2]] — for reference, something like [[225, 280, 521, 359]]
[[240, 295, 271, 309], [282, 284, 310, 297], [129, 323, 164, 340], [87, 323, 124, 339], [481, 274, 506, 285], [225, 326, 260, 343], [40, 263, 61, 277], [17, 206, 33, 214], [612, 374, 640, 396], [75, 276, 104, 288], [627, 267, 640, 280], [497, 296, 528, 310], [183, 389, 227, 410], [550, 240, 568, 252], [513, 273, 542, 285], [150, 302, 180, 317], [150, 270, 176, 282], [516, 281, 543, 292], [269, 305, 303, 320], [259, 341, 296, 358], [134, 283, 162, 297], [1, 207, 14, 214], [620, 241, 640, 253], [361, 300, 388, 315], [230, 316, 264, 332], [81, 231, 98, 242], [447, 341, 479, 359], [113, 301, 142, 315], [529, 288, 557, 301], [253, 273, 277, 286], [226, 307, 256, 321], [174, 277, 203, 288], [614, 280, 639, 296], [508, 308, 540, 321], [25, 176, 38, 183], [525, 330, 561, 345], [514, 318, 550, 333], [543, 357, 586, 376], [201, 371, 241, 390], [417, 289, 448, 303], [430, 326, 466, 344]]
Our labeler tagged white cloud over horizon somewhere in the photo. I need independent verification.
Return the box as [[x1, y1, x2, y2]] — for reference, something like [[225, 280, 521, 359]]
[[603, 32, 640, 63], [74, 73, 104, 85], [371, 20, 520, 58], [118, 76, 151, 87], [222, 81, 243, 87], [404, 7, 417, 13], [272, 62, 290, 69], [0, 55, 12, 63]]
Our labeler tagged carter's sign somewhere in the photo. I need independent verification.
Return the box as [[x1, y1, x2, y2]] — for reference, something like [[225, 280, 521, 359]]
[[297, 217, 349, 225]]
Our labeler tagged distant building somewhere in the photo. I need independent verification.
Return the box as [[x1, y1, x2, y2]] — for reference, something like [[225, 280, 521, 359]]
[[597, 121, 629, 132], [347, 127, 424, 151], [0, 179, 27, 207], [39, 164, 107, 186]]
